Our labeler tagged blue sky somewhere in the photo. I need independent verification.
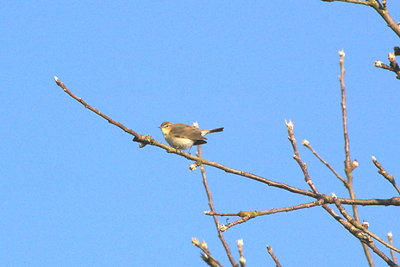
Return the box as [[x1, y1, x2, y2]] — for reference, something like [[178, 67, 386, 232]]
[[2, 1, 400, 266]]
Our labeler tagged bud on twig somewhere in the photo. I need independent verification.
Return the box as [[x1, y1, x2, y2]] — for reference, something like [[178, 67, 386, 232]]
[[219, 224, 228, 232], [387, 232, 393, 239], [302, 140, 310, 147], [388, 52, 395, 62], [362, 221, 369, 229], [192, 237, 200, 246], [285, 120, 294, 130], [237, 239, 244, 249], [200, 240, 208, 250], [374, 60, 383, 67], [352, 160, 359, 168], [189, 163, 198, 171]]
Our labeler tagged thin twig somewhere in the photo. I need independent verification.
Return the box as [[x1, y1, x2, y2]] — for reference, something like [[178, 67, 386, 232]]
[[267, 245, 282, 267], [339, 50, 374, 266], [206, 199, 326, 231], [302, 140, 347, 185], [372, 156, 400, 195], [198, 146, 237, 267], [388, 232, 398, 264], [374, 49, 400, 79], [286, 121, 319, 194], [339, 51, 352, 176], [375, 60, 400, 79]]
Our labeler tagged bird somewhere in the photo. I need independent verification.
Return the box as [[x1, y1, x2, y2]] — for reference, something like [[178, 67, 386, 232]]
[[159, 121, 224, 150]]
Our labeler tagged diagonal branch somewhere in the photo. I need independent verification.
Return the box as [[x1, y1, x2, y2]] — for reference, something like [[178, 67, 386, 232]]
[[372, 156, 400, 195], [388, 232, 398, 264], [267, 245, 282, 267], [53, 76, 314, 198], [53, 76, 400, 208], [322, 0, 400, 38], [302, 140, 347, 185]]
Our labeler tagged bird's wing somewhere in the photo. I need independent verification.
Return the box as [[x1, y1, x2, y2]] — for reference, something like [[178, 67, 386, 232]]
[[170, 124, 206, 140]]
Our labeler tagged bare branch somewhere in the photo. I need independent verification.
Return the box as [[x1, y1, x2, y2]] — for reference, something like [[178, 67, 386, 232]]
[[339, 51, 352, 176], [338, 50, 375, 266], [388, 232, 398, 264], [286, 120, 320, 194], [374, 60, 400, 79], [302, 140, 347, 185], [53, 76, 316, 198], [205, 196, 400, 220], [322, 0, 400, 38], [372, 156, 400, 195], [206, 199, 325, 231], [267, 245, 282, 267]]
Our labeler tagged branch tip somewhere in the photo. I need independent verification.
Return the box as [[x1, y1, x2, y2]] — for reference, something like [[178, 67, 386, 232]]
[[237, 239, 244, 248], [374, 60, 383, 67], [302, 139, 310, 146], [388, 52, 395, 62], [285, 119, 294, 129], [189, 163, 198, 171], [192, 237, 200, 246], [387, 232, 393, 239], [219, 224, 227, 232], [352, 160, 359, 168]]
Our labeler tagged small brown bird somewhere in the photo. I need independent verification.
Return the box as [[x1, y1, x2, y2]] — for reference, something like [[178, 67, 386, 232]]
[[159, 122, 224, 150]]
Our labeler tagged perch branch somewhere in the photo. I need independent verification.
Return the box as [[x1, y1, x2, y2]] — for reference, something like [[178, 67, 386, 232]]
[[53, 76, 400, 208]]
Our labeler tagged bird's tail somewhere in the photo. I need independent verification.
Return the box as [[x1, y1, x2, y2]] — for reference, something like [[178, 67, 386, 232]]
[[201, 127, 224, 136]]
